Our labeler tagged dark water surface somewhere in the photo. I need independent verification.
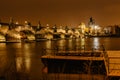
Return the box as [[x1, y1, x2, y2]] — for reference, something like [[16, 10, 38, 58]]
[[0, 37, 120, 80]]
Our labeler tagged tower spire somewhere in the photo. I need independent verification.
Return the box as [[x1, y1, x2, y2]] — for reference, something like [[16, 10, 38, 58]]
[[9, 17, 14, 30], [10, 17, 13, 24], [88, 17, 95, 27]]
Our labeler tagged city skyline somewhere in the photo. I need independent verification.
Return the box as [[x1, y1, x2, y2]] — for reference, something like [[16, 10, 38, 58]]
[[0, 0, 120, 27]]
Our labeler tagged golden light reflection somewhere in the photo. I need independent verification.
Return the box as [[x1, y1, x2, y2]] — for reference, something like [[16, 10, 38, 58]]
[[45, 40, 52, 55], [81, 38, 85, 49], [25, 58, 31, 72], [24, 44, 31, 71], [0, 43, 6, 49], [16, 56, 31, 72], [24, 44, 30, 49], [59, 40, 65, 47], [75, 39, 80, 49], [0, 43, 7, 69], [93, 38, 99, 49], [46, 40, 51, 49], [16, 44, 31, 72], [81, 38, 85, 46], [68, 39, 73, 48], [16, 57, 22, 71], [12, 43, 22, 48]]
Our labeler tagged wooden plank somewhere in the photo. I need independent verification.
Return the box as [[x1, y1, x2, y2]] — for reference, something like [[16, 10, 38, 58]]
[[57, 50, 102, 53], [107, 51, 120, 77], [44, 73, 105, 80], [107, 51, 120, 57], [108, 70, 120, 76], [41, 55, 104, 61]]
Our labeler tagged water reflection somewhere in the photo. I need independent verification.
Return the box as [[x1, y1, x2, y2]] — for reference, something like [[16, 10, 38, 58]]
[[16, 43, 31, 72], [45, 40, 52, 49], [45, 40, 52, 55], [67, 39, 73, 49], [81, 38, 85, 49], [93, 38, 100, 49], [0, 43, 6, 50], [16, 57, 22, 72], [57, 39, 66, 50], [0, 43, 9, 76], [13, 43, 22, 49], [16, 57, 31, 73], [1, 38, 120, 80], [81, 38, 85, 46], [58, 39, 66, 47]]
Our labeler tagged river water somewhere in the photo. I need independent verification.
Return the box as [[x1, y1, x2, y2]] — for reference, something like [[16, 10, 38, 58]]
[[0, 37, 120, 80]]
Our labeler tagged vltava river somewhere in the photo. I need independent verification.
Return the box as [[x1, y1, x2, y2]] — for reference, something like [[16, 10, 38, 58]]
[[0, 37, 120, 80]]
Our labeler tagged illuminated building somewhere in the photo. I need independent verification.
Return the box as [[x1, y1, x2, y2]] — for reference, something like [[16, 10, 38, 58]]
[[88, 17, 101, 36]]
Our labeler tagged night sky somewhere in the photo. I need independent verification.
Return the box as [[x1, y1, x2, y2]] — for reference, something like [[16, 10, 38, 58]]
[[0, 0, 120, 27]]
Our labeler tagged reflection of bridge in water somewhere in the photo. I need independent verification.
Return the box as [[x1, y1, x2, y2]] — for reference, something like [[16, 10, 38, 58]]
[[41, 45, 120, 80]]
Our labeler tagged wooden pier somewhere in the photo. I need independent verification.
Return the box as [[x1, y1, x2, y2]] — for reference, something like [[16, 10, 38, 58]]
[[107, 51, 120, 77], [41, 47, 120, 79]]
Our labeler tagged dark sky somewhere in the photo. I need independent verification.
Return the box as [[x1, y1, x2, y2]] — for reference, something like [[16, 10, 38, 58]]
[[0, 0, 120, 27]]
